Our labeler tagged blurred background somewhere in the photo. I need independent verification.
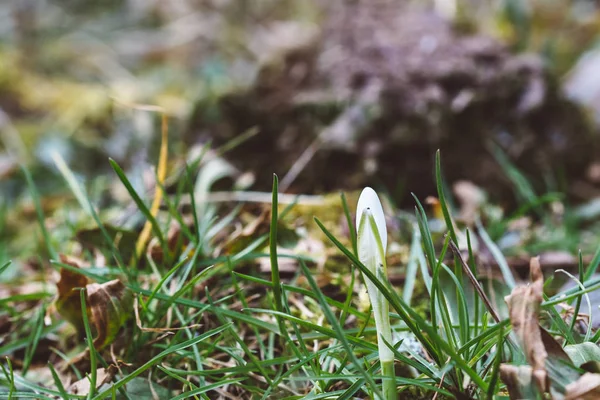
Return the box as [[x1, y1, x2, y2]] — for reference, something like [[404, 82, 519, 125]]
[[3, 0, 600, 260]]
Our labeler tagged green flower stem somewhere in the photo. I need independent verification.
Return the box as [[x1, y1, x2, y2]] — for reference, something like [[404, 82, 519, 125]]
[[381, 359, 397, 400], [358, 209, 397, 400]]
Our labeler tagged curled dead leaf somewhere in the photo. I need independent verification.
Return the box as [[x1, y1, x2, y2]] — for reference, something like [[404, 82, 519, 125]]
[[55, 255, 90, 332], [86, 279, 133, 349], [503, 257, 547, 393], [55, 255, 132, 349], [501, 257, 583, 399]]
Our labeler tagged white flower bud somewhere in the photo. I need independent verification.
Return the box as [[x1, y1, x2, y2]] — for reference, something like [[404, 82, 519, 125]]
[[356, 187, 387, 252]]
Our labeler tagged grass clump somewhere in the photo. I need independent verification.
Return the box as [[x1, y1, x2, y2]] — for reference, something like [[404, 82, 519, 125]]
[[2, 144, 600, 399]]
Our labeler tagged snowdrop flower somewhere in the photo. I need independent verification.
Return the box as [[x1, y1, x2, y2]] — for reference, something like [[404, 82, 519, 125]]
[[356, 187, 396, 399]]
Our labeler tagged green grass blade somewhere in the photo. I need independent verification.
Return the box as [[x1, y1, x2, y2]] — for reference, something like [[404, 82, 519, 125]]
[[571, 252, 586, 340], [21, 165, 56, 259], [245, 308, 376, 351], [431, 236, 457, 351], [489, 143, 537, 204], [458, 319, 509, 355], [315, 217, 489, 391], [314, 217, 440, 365], [337, 361, 380, 400], [341, 192, 358, 257], [51, 151, 92, 215], [465, 230, 480, 344], [269, 174, 284, 315], [205, 292, 273, 385], [0, 357, 15, 399], [108, 158, 166, 252], [171, 378, 243, 400], [435, 151, 457, 244], [412, 196, 437, 273], [48, 362, 69, 400], [545, 274, 600, 306], [233, 272, 367, 320], [80, 289, 97, 399], [476, 220, 516, 289], [338, 264, 357, 329], [0, 261, 12, 278], [298, 260, 381, 398], [0, 392, 56, 399], [436, 151, 469, 347], [584, 243, 600, 282], [91, 324, 233, 400], [402, 229, 420, 305], [21, 305, 46, 376], [260, 345, 336, 399], [440, 263, 469, 347]]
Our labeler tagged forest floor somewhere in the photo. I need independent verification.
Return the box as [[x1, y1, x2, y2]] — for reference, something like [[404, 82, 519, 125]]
[[3, 1, 600, 399]]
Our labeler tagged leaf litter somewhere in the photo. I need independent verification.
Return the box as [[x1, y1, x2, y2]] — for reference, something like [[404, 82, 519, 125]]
[[499, 257, 600, 399]]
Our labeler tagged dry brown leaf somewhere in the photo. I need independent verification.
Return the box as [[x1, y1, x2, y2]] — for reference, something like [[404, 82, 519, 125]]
[[500, 258, 581, 399], [503, 256, 547, 393], [540, 327, 571, 363], [55, 255, 90, 332], [55, 255, 132, 350], [87, 280, 133, 349], [565, 373, 600, 400], [56, 255, 89, 293]]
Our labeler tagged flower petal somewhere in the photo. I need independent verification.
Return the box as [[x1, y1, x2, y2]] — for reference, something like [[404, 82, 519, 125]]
[[356, 187, 387, 252]]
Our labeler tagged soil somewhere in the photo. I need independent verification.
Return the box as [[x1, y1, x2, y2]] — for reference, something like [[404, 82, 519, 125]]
[[187, 0, 595, 206]]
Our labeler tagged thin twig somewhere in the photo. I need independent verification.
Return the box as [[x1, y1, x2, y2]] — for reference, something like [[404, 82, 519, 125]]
[[448, 239, 501, 323]]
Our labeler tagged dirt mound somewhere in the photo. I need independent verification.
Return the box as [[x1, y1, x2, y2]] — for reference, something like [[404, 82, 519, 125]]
[[188, 1, 594, 204]]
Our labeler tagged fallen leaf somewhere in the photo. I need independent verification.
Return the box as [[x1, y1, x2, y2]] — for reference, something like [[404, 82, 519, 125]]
[[541, 327, 581, 399], [504, 256, 547, 393], [86, 279, 133, 349], [501, 257, 582, 399], [55, 255, 90, 333], [540, 328, 571, 364], [55, 255, 132, 349], [499, 364, 538, 399], [565, 373, 600, 400], [565, 343, 600, 373]]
